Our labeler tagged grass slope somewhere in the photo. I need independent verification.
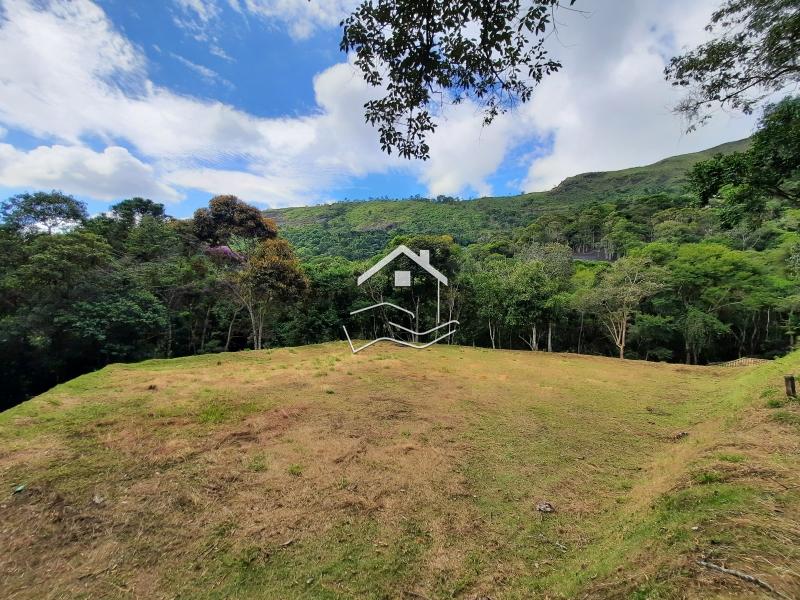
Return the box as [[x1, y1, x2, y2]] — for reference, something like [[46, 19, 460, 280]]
[[265, 139, 750, 259], [1, 342, 798, 599]]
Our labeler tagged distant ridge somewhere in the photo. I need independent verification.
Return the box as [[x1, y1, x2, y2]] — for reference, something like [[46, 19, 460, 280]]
[[547, 138, 751, 201], [265, 138, 751, 259]]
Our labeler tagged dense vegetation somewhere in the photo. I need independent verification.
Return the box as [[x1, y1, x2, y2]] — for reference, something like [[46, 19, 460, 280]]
[[1, 98, 797, 410], [266, 138, 749, 260]]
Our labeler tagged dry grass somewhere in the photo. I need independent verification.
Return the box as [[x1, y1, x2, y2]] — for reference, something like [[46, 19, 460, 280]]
[[0, 342, 798, 599]]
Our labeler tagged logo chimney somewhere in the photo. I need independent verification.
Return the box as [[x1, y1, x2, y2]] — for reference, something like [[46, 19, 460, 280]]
[[419, 249, 430, 264]]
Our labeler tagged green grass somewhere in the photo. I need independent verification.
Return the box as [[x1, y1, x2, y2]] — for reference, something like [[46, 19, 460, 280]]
[[0, 341, 797, 599], [771, 409, 800, 427]]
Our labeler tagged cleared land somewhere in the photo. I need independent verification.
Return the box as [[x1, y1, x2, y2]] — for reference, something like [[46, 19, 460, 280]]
[[0, 343, 798, 599]]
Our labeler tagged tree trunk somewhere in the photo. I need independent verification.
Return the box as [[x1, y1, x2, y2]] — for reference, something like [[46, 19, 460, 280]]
[[547, 322, 553, 353], [256, 306, 265, 350], [225, 307, 241, 352], [166, 316, 173, 358], [199, 305, 211, 353], [245, 304, 258, 350]]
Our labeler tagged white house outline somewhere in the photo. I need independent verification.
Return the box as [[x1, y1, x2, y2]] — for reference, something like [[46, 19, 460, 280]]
[[356, 244, 448, 324]]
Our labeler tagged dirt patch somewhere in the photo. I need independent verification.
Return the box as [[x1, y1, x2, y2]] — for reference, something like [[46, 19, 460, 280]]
[[1, 344, 796, 599]]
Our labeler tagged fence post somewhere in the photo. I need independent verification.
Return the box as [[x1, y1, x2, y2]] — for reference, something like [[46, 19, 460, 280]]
[[784, 375, 796, 398]]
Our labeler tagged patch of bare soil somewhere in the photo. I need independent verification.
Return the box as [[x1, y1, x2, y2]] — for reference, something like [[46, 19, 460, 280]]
[[0, 379, 479, 598]]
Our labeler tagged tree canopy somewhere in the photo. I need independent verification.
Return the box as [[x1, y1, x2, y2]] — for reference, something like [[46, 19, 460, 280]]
[[341, 0, 576, 159], [0, 191, 88, 235], [665, 0, 800, 128]]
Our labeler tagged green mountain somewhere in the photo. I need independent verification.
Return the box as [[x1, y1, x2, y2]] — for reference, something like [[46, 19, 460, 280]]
[[265, 138, 750, 259]]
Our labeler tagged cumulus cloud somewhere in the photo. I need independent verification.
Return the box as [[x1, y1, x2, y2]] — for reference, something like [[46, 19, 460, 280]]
[[0, 0, 765, 207], [0, 144, 181, 201], [164, 168, 308, 206], [0, 0, 395, 205], [422, 104, 520, 197]]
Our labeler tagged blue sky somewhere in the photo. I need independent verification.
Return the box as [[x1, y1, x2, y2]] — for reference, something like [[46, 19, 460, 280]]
[[0, 0, 759, 218]]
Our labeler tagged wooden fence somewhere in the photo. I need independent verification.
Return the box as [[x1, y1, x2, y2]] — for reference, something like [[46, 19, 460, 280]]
[[714, 357, 771, 367]]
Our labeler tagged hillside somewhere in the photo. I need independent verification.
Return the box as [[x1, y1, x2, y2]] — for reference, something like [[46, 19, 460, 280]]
[[1, 343, 798, 598], [265, 138, 750, 259]]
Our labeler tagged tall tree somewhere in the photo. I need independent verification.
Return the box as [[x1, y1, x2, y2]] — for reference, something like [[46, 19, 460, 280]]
[[193, 195, 278, 245], [0, 191, 87, 234], [582, 257, 665, 359], [687, 96, 800, 212], [225, 238, 308, 350]]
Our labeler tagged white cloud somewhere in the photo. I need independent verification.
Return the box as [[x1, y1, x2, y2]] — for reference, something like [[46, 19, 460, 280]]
[[0, 0, 767, 208], [170, 52, 234, 88], [520, 0, 760, 191], [164, 168, 308, 206], [0, 0, 396, 205], [171, 0, 221, 42], [238, 0, 357, 40], [209, 44, 233, 61], [171, 0, 357, 41], [174, 0, 219, 23], [0, 144, 181, 201], [421, 103, 518, 197]]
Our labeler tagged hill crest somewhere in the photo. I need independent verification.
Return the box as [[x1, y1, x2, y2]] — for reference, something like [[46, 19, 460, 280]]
[[264, 138, 750, 259]]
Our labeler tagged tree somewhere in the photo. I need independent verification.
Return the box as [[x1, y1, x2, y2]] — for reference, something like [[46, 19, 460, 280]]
[[111, 197, 167, 226], [387, 234, 462, 331], [1, 191, 87, 234], [681, 307, 730, 364], [193, 195, 278, 245], [341, 0, 576, 159], [582, 257, 665, 359], [747, 96, 800, 202], [686, 97, 800, 230], [687, 152, 750, 206], [506, 259, 549, 350], [86, 198, 169, 249], [283, 256, 360, 345], [225, 238, 308, 350], [515, 242, 574, 350], [19, 231, 114, 292], [665, 0, 800, 128], [628, 313, 677, 361], [55, 285, 168, 362], [468, 256, 515, 349]]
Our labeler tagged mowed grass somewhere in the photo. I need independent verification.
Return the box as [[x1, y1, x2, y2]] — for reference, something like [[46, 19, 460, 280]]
[[0, 343, 798, 599]]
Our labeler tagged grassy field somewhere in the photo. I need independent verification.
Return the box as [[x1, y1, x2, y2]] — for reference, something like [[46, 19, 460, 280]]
[[1, 343, 798, 599]]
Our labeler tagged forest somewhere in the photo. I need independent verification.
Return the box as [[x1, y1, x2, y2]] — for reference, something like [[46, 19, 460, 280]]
[[1, 96, 798, 410]]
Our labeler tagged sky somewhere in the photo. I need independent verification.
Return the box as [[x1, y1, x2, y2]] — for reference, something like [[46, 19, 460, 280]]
[[0, 0, 762, 218]]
